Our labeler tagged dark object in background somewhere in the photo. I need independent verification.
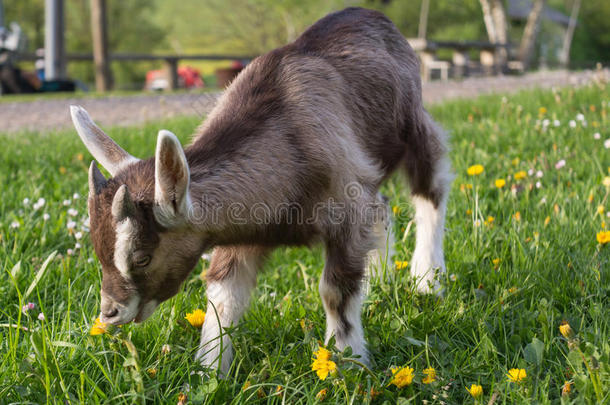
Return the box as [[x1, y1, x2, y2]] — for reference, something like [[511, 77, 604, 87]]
[[40, 79, 75, 92], [0, 64, 37, 93], [215, 60, 244, 88]]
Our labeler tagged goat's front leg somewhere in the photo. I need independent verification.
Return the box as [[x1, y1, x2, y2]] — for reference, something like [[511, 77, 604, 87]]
[[319, 234, 371, 364], [196, 246, 265, 374]]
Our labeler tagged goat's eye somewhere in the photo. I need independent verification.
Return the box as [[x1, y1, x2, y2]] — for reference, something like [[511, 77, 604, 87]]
[[133, 255, 151, 268]]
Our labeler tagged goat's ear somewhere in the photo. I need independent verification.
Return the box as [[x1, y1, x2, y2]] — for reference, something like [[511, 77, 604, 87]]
[[112, 184, 136, 222], [88, 161, 107, 196], [70, 105, 139, 177], [154, 130, 191, 226]]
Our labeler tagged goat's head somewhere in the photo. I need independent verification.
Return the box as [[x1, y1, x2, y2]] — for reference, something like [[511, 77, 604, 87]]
[[71, 106, 203, 325]]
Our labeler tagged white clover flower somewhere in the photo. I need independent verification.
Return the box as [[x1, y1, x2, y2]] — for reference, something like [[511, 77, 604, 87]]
[[528, 168, 534, 176], [87, 258, 94, 264], [63, 199, 71, 206], [542, 119, 549, 128], [576, 113, 585, 121], [23, 198, 30, 206], [74, 231, 83, 240], [594, 132, 601, 140], [67, 249, 74, 256], [536, 170, 543, 178], [536, 181, 542, 189], [38, 312, 45, 321], [33, 198, 46, 211], [73, 193, 81, 200], [68, 208, 78, 217], [74, 243, 81, 250], [553, 120, 560, 127], [10, 221, 20, 229], [569, 120, 576, 128], [540, 197, 547, 204], [43, 213, 50, 221], [67, 221, 76, 230], [449, 274, 457, 281], [605, 139, 610, 149], [555, 160, 566, 169]]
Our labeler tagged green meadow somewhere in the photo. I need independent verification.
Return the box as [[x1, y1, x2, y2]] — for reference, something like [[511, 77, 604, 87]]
[[1, 82, 608, 404]]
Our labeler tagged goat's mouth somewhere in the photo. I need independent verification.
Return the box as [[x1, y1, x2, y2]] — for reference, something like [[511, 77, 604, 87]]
[[99, 296, 159, 325], [134, 299, 159, 324]]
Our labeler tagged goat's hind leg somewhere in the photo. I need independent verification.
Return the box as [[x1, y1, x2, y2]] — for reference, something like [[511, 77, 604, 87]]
[[405, 112, 452, 293], [196, 245, 266, 375]]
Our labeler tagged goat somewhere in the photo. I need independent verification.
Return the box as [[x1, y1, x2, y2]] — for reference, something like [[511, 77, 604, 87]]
[[71, 7, 451, 374]]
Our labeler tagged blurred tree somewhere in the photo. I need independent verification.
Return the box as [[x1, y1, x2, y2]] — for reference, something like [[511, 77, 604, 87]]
[[570, 0, 610, 67]]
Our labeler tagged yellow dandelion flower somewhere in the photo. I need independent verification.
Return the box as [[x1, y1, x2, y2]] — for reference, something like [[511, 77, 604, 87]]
[[562, 381, 572, 396], [512, 157, 520, 166], [514, 212, 521, 222], [603, 177, 610, 187], [147, 368, 157, 378], [589, 104, 596, 112], [492, 258, 501, 267], [597, 230, 610, 244], [495, 179, 506, 188], [422, 367, 436, 384], [507, 368, 527, 383], [242, 380, 251, 391], [559, 321, 573, 338], [467, 164, 484, 176], [466, 209, 472, 216], [311, 347, 336, 380], [486, 216, 495, 225], [177, 393, 187, 405], [90, 317, 107, 336], [59, 166, 67, 174], [392, 205, 401, 215], [538, 107, 547, 115], [315, 388, 328, 401], [395, 261, 409, 270], [76, 153, 84, 161], [466, 384, 483, 398], [588, 193, 594, 203], [185, 309, 206, 328], [597, 205, 605, 215], [389, 366, 414, 388], [544, 216, 551, 226], [508, 287, 517, 294], [514, 171, 527, 180]]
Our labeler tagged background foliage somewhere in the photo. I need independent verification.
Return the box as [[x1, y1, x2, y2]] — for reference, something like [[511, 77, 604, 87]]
[[4, 0, 610, 88]]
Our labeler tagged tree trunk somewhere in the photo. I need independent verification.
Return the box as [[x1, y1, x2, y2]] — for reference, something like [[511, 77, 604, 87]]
[[518, 0, 546, 70], [479, 0, 497, 43], [491, 0, 508, 68], [91, 0, 112, 92], [559, 0, 581, 68]]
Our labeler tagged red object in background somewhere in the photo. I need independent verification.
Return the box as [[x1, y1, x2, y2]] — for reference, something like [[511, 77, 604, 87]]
[[145, 65, 204, 91], [178, 66, 204, 88]]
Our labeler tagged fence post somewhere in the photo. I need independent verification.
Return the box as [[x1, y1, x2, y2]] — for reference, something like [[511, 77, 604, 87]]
[[164, 58, 179, 90], [44, 0, 66, 80]]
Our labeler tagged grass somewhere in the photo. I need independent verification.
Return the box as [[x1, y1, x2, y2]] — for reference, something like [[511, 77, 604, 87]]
[[1, 82, 609, 404]]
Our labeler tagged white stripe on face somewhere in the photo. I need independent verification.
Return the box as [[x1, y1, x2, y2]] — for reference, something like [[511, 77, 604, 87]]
[[114, 218, 137, 280]]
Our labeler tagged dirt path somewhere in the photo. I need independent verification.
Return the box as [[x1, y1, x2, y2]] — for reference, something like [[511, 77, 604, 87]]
[[0, 69, 607, 134]]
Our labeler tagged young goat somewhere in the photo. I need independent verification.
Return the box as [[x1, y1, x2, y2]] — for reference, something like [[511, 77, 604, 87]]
[[71, 7, 451, 374]]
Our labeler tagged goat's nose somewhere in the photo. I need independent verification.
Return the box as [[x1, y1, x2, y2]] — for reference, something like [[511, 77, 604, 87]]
[[103, 307, 118, 318]]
